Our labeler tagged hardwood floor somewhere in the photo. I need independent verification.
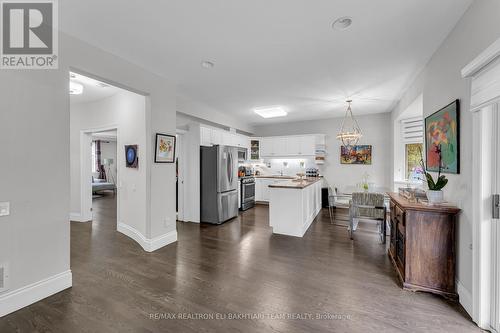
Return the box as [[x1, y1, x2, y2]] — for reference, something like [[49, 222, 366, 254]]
[[0, 194, 480, 332]]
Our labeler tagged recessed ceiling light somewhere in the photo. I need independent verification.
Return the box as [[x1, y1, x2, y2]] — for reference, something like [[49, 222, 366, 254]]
[[201, 61, 215, 69], [69, 81, 83, 95], [254, 106, 287, 119], [332, 16, 353, 31]]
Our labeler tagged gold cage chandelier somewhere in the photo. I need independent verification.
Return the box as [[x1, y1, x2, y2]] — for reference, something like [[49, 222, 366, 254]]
[[336, 100, 362, 148]]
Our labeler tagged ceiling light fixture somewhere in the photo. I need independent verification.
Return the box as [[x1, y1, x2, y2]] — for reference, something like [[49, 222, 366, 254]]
[[336, 100, 362, 148], [69, 81, 83, 95], [332, 16, 353, 31], [201, 61, 215, 69], [254, 106, 287, 119]]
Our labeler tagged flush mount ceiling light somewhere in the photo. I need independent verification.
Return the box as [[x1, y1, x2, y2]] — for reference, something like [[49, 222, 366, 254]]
[[332, 16, 353, 31], [254, 106, 287, 119], [69, 81, 83, 95], [201, 61, 215, 69], [336, 100, 362, 148]]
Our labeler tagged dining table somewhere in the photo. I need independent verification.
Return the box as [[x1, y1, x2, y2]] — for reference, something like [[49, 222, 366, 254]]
[[340, 185, 391, 196], [339, 185, 392, 210]]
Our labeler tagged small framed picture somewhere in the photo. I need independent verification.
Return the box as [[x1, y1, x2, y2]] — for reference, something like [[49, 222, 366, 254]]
[[155, 133, 176, 163], [125, 145, 139, 168]]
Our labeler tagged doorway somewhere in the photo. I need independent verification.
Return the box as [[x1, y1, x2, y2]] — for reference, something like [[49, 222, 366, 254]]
[[69, 70, 147, 242], [176, 130, 186, 221]]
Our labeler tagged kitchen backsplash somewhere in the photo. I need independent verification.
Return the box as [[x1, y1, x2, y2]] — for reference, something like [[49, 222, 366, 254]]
[[248, 158, 318, 176]]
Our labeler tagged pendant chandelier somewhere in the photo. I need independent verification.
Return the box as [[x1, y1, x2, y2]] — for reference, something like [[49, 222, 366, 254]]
[[336, 100, 362, 148]]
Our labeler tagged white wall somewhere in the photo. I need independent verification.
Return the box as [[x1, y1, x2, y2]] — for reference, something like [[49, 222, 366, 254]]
[[70, 91, 147, 236], [253, 113, 392, 190], [390, 0, 500, 310], [0, 32, 177, 317]]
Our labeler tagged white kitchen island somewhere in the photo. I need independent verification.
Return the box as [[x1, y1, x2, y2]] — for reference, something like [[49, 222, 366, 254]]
[[268, 177, 323, 237]]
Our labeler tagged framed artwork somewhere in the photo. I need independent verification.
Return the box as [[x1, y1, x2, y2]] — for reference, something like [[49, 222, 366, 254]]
[[340, 145, 372, 165], [125, 145, 139, 168], [425, 100, 460, 174], [155, 133, 176, 163]]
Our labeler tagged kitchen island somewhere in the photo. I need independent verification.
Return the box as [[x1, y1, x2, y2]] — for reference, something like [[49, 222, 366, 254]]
[[268, 177, 323, 237]]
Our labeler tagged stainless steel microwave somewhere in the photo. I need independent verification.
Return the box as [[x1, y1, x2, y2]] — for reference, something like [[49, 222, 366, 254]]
[[237, 148, 248, 162]]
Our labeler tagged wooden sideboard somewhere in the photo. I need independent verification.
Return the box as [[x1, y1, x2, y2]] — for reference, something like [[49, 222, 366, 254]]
[[387, 193, 461, 299]]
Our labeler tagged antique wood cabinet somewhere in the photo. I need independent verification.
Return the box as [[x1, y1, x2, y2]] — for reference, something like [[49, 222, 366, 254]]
[[387, 193, 461, 299]]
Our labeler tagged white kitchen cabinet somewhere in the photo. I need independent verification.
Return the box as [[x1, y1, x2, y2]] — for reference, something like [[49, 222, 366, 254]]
[[260, 138, 273, 157], [255, 178, 262, 201], [285, 136, 301, 155], [255, 178, 290, 202], [211, 129, 222, 145], [273, 137, 287, 156], [200, 126, 250, 148], [261, 179, 273, 201], [200, 126, 212, 146], [299, 135, 316, 156], [260, 135, 319, 157]]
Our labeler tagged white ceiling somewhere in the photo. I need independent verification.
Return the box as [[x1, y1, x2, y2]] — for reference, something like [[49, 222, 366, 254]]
[[69, 72, 121, 104], [60, 0, 472, 125]]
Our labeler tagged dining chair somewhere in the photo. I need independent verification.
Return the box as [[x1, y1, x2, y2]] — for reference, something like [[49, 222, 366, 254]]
[[328, 186, 351, 224], [348, 192, 386, 243]]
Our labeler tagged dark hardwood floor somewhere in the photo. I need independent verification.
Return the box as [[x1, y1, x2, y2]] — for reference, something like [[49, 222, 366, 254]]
[[0, 194, 480, 332]]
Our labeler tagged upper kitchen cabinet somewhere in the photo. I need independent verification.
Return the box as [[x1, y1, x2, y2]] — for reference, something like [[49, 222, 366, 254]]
[[250, 139, 261, 160], [259, 135, 321, 158], [260, 137, 273, 157], [200, 125, 249, 148]]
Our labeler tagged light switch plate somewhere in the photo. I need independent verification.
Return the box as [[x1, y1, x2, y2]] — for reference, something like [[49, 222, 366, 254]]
[[0, 202, 10, 217]]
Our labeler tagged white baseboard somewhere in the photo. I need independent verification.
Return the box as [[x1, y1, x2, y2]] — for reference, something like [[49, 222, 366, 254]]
[[117, 222, 177, 252], [0, 270, 72, 317], [456, 279, 473, 317], [69, 212, 92, 222]]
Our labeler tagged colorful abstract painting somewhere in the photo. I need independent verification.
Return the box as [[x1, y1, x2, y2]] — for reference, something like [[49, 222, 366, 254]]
[[340, 145, 372, 165], [155, 133, 176, 163], [425, 100, 460, 174]]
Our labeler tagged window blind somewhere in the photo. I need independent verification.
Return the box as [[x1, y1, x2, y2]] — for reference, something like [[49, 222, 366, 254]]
[[401, 117, 423, 144]]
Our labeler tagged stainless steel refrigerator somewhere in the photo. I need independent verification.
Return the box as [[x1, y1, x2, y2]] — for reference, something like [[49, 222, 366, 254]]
[[200, 145, 239, 224]]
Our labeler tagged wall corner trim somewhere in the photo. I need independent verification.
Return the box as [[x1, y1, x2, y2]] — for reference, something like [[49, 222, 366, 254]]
[[0, 270, 72, 317], [117, 222, 177, 252], [457, 279, 473, 318]]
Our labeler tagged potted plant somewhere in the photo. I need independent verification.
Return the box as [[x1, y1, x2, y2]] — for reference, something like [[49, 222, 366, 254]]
[[419, 145, 448, 203]]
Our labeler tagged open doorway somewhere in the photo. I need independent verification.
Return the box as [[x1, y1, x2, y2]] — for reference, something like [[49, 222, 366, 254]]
[[69, 70, 147, 242], [176, 131, 186, 221]]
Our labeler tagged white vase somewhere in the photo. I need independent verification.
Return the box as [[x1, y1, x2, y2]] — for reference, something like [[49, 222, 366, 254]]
[[426, 190, 444, 204]]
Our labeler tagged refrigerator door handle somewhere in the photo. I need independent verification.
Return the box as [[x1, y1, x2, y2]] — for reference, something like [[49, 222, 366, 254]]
[[228, 152, 233, 184]]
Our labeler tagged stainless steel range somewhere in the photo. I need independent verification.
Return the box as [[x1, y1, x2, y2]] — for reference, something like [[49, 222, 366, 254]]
[[240, 176, 255, 211]]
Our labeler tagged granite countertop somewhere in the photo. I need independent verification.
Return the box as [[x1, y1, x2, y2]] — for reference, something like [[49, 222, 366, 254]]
[[268, 177, 322, 189], [254, 175, 296, 179]]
